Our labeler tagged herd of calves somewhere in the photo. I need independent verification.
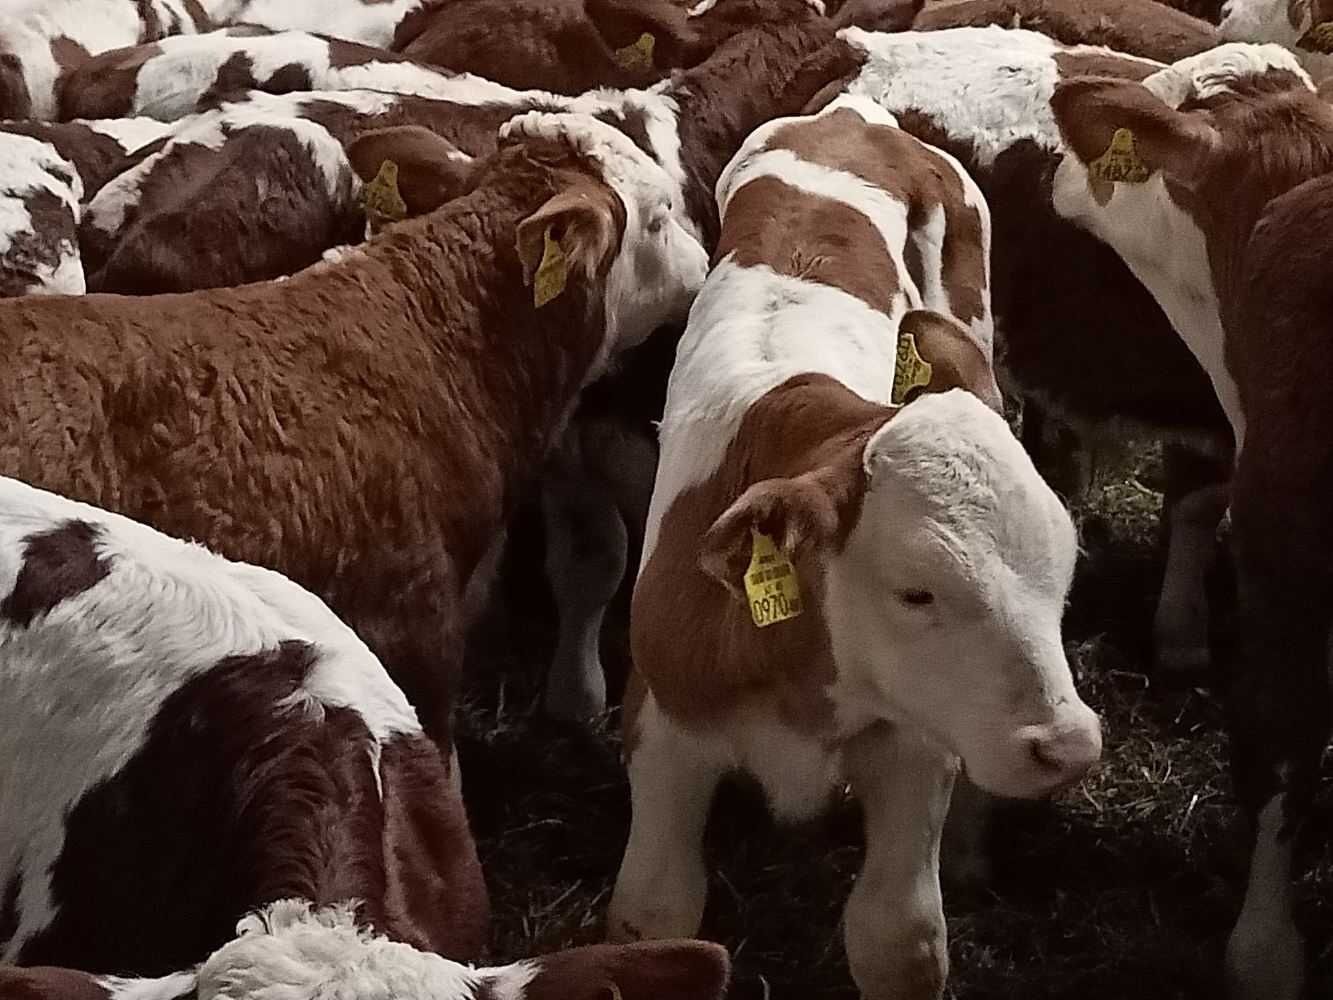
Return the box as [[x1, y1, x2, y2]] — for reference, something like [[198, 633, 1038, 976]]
[[0, 0, 1331, 997]]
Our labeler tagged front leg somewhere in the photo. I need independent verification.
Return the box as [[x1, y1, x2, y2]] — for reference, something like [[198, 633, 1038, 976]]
[[842, 722, 958, 1000], [608, 685, 725, 942]]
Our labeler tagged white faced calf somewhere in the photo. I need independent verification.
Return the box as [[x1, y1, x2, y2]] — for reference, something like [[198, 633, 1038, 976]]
[[1220, 0, 1333, 79], [609, 97, 1099, 1000]]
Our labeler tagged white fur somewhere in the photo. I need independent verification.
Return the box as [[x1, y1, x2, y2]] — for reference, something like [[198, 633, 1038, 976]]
[[839, 26, 1161, 167], [1225, 795, 1304, 1000], [82, 116, 175, 155], [0, 132, 84, 295], [501, 111, 708, 351], [1142, 41, 1310, 107], [213, 0, 428, 47], [100, 973, 199, 1000], [0, 477, 420, 962], [1220, 0, 1333, 80]]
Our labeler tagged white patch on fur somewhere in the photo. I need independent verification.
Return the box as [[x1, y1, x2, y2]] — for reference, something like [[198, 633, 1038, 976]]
[[99, 972, 199, 1000], [197, 900, 538, 1000], [1143, 41, 1311, 107], [501, 111, 708, 352], [1225, 794, 1304, 1000], [213, 0, 428, 47], [0, 478, 420, 961], [823, 391, 1100, 798], [0, 132, 84, 295], [1220, 2, 1333, 79], [839, 26, 1161, 167], [81, 116, 175, 156]]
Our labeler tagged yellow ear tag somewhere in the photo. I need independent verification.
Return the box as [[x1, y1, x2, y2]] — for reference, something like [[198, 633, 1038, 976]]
[[892, 331, 934, 405], [533, 226, 568, 308], [360, 159, 408, 224], [1088, 127, 1152, 184], [1299, 20, 1333, 52], [743, 529, 803, 628], [613, 32, 656, 72]]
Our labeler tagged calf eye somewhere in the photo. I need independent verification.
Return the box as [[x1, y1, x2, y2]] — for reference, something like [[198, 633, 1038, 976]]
[[899, 589, 935, 607]]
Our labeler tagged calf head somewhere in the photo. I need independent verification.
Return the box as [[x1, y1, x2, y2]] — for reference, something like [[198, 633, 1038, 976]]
[[700, 385, 1099, 799], [500, 111, 708, 350]]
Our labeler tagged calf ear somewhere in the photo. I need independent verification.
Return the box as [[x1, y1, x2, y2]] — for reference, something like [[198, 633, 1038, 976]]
[[897, 309, 1005, 413], [515, 180, 621, 298], [1050, 76, 1220, 186], [699, 474, 843, 601], [518, 939, 730, 1000], [345, 125, 477, 216]]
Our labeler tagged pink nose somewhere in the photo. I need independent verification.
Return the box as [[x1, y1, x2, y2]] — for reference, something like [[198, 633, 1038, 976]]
[[1025, 716, 1102, 790]]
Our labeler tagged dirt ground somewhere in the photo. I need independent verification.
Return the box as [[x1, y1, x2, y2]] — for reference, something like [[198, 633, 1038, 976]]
[[457, 440, 1332, 999]]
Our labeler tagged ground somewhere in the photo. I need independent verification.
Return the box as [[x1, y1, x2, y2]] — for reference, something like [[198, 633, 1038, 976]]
[[457, 441, 1332, 999]]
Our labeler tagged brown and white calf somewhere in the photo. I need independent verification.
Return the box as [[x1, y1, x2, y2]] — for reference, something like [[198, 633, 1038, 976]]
[[912, 0, 1221, 62], [0, 901, 729, 1000], [1219, 0, 1333, 79], [1, 116, 170, 199], [0, 111, 707, 961], [1050, 43, 1333, 1000], [607, 95, 1100, 1000], [0, 476, 484, 973], [207, 0, 430, 48], [0, 0, 209, 120], [0, 132, 85, 295], [56, 28, 522, 123], [80, 89, 476, 293]]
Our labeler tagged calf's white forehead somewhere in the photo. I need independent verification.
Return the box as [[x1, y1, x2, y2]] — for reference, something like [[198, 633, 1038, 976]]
[[859, 391, 1076, 582]]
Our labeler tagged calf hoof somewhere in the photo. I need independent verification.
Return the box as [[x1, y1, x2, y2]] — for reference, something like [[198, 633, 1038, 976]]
[[544, 659, 608, 721], [849, 926, 947, 1000]]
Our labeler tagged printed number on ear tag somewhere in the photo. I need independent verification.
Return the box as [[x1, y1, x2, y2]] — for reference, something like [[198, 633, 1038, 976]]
[[744, 529, 803, 628], [1299, 21, 1333, 52], [1088, 127, 1151, 184], [533, 226, 568, 308], [361, 159, 408, 224], [613, 32, 656, 72], [892, 331, 933, 405]]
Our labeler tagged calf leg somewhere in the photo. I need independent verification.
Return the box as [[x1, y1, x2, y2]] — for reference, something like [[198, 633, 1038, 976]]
[[1215, 537, 1330, 1000], [842, 722, 958, 1000], [541, 470, 627, 721], [607, 688, 724, 943]]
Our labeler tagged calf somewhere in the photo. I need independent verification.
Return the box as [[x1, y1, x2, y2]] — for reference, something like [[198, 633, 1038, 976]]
[[0, 112, 707, 960], [1219, 0, 1333, 79], [56, 28, 520, 123], [80, 90, 476, 293], [0, 476, 486, 973], [912, 0, 1221, 62], [0, 0, 208, 120], [0, 902, 729, 1000], [607, 95, 1099, 1000], [1050, 43, 1333, 1000], [0, 131, 84, 296], [209, 0, 431, 48]]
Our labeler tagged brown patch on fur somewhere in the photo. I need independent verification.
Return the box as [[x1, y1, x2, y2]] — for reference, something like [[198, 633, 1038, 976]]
[[1053, 50, 1159, 82], [631, 375, 890, 729], [84, 126, 361, 294], [520, 940, 731, 1000], [0, 967, 111, 1000], [14, 641, 483, 972], [0, 122, 134, 201], [913, 0, 1217, 63], [716, 175, 901, 312], [0, 47, 33, 119], [0, 520, 108, 628], [326, 37, 412, 68], [58, 42, 161, 121], [833, 0, 924, 30], [200, 51, 261, 108], [767, 108, 989, 324], [182, 0, 213, 30], [3, 137, 626, 754]]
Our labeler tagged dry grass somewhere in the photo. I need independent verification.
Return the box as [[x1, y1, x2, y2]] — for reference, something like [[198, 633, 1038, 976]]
[[457, 445, 1331, 999]]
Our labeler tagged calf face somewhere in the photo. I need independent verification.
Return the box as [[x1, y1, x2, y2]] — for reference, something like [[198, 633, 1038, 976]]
[[1220, 0, 1333, 77], [0, 133, 83, 296]]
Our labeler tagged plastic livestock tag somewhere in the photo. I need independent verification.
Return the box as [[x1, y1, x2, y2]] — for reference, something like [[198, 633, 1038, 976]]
[[613, 32, 656, 71], [361, 159, 408, 224], [1088, 128, 1151, 184], [533, 226, 568, 308], [744, 529, 803, 628], [892, 331, 933, 404]]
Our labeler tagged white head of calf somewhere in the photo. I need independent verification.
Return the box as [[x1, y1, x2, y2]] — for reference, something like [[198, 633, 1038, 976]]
[[1220, 0, 1333, 79], [500, 111, 709, 349], [826, 391, 1099, 798]]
